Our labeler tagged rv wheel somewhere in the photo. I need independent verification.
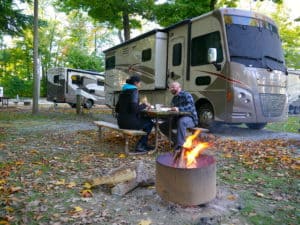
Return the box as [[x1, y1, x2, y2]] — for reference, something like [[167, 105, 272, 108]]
[[68, 103, 76, 108], [197, 103, 214, 128], [245, 123, 267, 130], [84, 99, 93, 109]]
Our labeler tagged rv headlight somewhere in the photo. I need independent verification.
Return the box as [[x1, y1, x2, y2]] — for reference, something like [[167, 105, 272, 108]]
[[246, 113, 251, 118], [238, 93, 245, 99], [244, 99, 250, 103]]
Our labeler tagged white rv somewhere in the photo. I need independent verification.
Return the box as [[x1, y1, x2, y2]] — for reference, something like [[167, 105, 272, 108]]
[[104, 8, 288, 129], [47, 67, 105, 108]]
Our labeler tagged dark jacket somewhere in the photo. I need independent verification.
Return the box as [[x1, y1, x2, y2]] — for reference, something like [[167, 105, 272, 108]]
[[115, 85, 146, 130]]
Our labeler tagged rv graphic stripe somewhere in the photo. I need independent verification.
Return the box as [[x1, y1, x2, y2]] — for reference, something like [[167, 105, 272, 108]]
[[199, 71, 247, 86]]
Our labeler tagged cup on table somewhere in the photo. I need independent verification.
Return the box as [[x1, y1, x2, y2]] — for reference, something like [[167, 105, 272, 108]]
[[155, 104, 162, 110]]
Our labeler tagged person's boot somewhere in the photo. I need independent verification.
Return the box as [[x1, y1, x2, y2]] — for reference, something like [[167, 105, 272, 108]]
[[135, 142, 148, 152]]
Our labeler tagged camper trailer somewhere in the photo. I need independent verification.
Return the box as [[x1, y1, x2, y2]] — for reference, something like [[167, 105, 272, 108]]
[[104, 8, 288, 129], [47, 67, 105, 108]]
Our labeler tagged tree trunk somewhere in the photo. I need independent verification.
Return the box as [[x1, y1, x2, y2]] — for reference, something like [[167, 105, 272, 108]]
[[32, 0, 39, 114], [122, 10, 130, 41]]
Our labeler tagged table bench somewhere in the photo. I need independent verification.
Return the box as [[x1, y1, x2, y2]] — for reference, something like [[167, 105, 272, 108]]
[[93, 121, 146, 154]]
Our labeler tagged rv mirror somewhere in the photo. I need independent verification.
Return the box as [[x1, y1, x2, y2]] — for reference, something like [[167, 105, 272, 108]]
[[208, 48, 217, 63]]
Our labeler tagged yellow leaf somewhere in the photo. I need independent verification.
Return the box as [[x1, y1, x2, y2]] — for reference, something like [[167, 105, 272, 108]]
[[29, 149, 39, 154], [224, 153, 232, 158], [55, 179, 65, 185], [5, 206, 14, 213], [67, 182, 76, 188], [73, 206, 83, 212], [0, 179, 6, 185], [138, 219, 152, 225], [83, 182, 92, 189], [119, 153, 126, 158], [0, 220, 10, 225]]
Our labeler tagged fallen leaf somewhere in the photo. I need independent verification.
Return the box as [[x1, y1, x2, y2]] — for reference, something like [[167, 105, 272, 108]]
[[67, 182, 76, 188], [255, 192, 265, 198], [227, 195, 236, 201], [118, 153, 126, 158], [83, 182, 92, 189], [9, 186, 22, 193], [138, 219, 152, 225], [55, 179, 65, 185], [80, 189, 93, 198]]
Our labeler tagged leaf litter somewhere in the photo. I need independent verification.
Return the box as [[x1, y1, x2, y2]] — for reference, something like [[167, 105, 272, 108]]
[[0, 107, 299, 224]]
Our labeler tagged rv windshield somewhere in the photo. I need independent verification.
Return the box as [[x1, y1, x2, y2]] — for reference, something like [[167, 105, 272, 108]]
[[224, 15, 286, 73]]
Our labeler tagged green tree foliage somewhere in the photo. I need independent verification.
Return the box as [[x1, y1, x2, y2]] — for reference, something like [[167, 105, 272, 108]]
[[271, 6, 300, 69], [0, 0, 32, 37], [54, 0, 155, 41], [65, 47, 103, 71], [0, 1, 107, 98], [154, 0, 212, 27]]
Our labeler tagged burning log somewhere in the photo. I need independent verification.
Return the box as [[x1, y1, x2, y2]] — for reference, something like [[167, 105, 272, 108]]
[[90, 161, 154, 196], [173, 130, 211, 168]]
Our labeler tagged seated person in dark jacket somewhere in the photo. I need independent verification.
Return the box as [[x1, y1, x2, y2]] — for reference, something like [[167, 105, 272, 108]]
[[115, 75, 154, 152]]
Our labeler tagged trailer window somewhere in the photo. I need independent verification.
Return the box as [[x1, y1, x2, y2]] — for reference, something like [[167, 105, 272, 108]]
[[142, 48, 151, 62], [105, 56, 115, 70], [173, 43, 182, 66], [191, 31, 223, 66], [97, 79, 104, 86], [53, 75, 60, 84]]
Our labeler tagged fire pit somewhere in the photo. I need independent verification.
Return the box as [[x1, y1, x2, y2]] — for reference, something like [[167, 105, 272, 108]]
[[156, 130, 216, 206], [156, 153, 216, 206]]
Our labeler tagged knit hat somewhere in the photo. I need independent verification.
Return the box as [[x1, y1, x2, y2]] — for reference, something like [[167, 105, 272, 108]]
[[126, 75, 141, 84]]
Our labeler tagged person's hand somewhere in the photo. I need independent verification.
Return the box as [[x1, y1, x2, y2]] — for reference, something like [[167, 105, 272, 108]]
[[171, 107, 179, 112]]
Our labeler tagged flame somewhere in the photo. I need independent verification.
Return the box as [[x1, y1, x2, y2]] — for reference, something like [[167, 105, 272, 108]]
[[179, 130, 210, 168]]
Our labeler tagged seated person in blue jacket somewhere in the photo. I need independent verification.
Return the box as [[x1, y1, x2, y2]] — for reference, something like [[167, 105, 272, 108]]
[[159, 81, 198, 151], [115, 75, 154, 152]]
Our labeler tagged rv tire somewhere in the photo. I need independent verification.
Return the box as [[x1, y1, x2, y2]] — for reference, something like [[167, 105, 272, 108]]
[[68, 103, 76, 108], [84, 99, 93, 109], [245, 123, 267, 130], [197, 103, 214, 128]]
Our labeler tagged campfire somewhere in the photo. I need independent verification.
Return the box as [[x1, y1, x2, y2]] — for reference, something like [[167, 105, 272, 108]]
[[174, 130, 211, 168], [156, 130, 216, 206]]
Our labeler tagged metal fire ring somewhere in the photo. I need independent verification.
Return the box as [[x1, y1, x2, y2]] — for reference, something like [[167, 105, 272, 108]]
[[156, 152, 216, 206]]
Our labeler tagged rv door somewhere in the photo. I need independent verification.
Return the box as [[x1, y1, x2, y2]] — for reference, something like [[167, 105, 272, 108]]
[[167, 27, 188, 86]]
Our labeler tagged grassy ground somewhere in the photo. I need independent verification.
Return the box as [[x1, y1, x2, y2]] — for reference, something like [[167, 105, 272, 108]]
[[266, 116, 300, 133], [0, 107, 299, 225]]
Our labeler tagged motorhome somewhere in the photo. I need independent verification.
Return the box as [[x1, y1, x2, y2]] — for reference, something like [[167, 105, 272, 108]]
[[104, 8, 288, 129], [47, 67, 105, 108]]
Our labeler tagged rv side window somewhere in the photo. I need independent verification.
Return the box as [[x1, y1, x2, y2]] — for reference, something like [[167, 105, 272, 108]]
[[105, 56, 116, 70], [71, 75, 83, 85], [97, 79, 104, 86], [172, 43, 182, 66], [53, 75, 60, 84], [142, 48, 151, 62], [191, 31, 223, 66]]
